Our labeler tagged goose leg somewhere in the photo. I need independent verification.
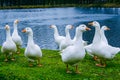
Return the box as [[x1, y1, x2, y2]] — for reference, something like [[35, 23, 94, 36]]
[[17, 45, 20, 54], [29, 61, 33, 67], [4, 54, 8, 62], [75, 65, 80, 74], [101, 58, 106, 67], [96, 58, 106, 67], [37, 58, 42, 67], [11, 53, 15, 61], [93, 55, 98, 61], [96, 57, 102, 67], [66, 64, 72, 73]]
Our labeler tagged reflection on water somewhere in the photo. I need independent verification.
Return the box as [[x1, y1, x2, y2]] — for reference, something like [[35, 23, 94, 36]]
[[0, 7, 120, 50]]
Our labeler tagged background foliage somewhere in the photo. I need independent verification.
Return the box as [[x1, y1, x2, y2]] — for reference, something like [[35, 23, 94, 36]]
[[0, 0, 120, 7]]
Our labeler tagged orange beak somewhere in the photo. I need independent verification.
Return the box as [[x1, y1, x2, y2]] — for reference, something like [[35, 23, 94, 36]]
[[70, 26, 74, 29], [5, 26, 9, 30], [88, 22, 93, 26], [15, 19, 19, 24], [86, 27, 91, 31], [16, 20, 19, 23], [106, 27, 110, 30], [50, 26, 52, 28], [22, 29, 26, 33]]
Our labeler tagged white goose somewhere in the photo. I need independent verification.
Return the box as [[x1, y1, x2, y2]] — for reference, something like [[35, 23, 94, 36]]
[[12, 19, 22, 54], [100, 26, 110, 44], [50, 25, 65, 48], [22, 27, 42, 67], [72, 27, 88, 46], [94, 26, 120, 67], [85, 21, 101, 60], [1, 25, 17, 61], [59, 25, 73, 50], [60, 24, 91, 73]]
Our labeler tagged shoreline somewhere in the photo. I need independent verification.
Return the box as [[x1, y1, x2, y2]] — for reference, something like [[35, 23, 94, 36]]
[[0, 3, 120, 9]]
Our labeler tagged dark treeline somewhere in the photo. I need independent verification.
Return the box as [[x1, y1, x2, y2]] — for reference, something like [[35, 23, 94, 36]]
[[0, 0, 119, 7]]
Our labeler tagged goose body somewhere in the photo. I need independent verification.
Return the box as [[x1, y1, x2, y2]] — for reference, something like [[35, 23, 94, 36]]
[[12, 20, 22, 53], [94, 26, 120, 59], [92, 43, 120, 59], [61, 24, 91, 73], [90, 25, 120, 67], [72, 32, 88, 46], [1, 25, 17, 61], [22, 27, 42, 66], [59, 25, 73, 50], [85, 21, 101, 58], [50, 25, 65, 48]]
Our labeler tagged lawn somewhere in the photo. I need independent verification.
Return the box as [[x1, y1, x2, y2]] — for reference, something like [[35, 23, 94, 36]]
[[0, 48, 120, 80]]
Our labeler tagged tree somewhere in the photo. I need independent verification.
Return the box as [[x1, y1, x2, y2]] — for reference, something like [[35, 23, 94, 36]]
[[0, 0, 119, 7]]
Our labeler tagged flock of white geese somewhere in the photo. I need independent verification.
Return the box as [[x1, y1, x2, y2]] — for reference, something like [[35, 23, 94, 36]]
[[1, 19, 120, 74]]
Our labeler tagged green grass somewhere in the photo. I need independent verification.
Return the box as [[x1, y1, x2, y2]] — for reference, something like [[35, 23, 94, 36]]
[[0, 48, 120, 80]]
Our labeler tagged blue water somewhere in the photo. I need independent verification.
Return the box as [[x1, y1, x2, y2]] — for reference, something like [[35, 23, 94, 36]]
[[0, 7, 120, 50]]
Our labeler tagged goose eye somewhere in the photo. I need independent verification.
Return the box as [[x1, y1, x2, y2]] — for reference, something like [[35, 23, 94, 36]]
[[26, 28, 29, 30], [94, 21, 96, 24], [82, 26, 85, 27]]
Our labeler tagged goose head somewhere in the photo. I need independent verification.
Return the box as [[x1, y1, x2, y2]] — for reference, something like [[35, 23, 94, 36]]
[[101, 26, 110, 31], [78, 24, 91, 32], [22, 27, 33, 35], [66, 25, 73, 30], [50, 25, 57, 29], [5, 25, 11, 40], [88, 21, 100, 28], [5, 25, 10, 31], [14, 19, 19, 24]]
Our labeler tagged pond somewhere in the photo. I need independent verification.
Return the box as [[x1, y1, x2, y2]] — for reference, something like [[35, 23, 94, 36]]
[[0, 7, 120, 50]]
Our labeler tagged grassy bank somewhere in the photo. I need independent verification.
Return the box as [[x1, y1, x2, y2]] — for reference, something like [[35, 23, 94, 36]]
[[0, 3, 120, 9], [0, 48, 120, 80]]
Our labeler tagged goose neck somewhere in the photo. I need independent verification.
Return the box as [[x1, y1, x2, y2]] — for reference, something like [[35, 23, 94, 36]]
[[28, 33, 34, 45], [74, 31, 83, 45], [54, 27, 59, 37], [93, 25, 101, 43], [100, 29, 108, 44], [73, 29, 77, 41], [65, 29, 71, 39], [14, 23, 18, 30], [6, 30, 11, 41]]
